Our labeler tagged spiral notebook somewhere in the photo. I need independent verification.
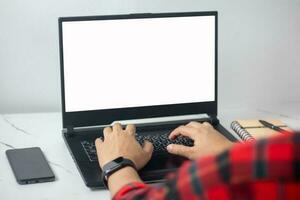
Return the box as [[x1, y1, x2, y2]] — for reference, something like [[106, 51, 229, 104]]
[[231, 119, 292, 141]]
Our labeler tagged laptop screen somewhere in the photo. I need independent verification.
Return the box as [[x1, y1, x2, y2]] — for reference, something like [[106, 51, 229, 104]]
[[61, 15, 215, 113]]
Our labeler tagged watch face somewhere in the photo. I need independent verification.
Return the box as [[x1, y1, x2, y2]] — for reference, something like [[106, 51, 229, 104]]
[[114, 157, 124, 164], [104, 157, 124, 174], [102, 156, 136, 185]]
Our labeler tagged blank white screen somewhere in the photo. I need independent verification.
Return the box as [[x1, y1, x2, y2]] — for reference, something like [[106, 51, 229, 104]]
[[62, 16, 215, 112]]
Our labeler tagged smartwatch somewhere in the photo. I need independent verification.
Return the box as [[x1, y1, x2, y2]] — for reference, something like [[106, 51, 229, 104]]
[[102, 157, 136, 188]]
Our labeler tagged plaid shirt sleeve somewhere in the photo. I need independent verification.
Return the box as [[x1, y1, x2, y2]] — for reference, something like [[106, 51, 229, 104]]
[[113, 132, 300, 200]]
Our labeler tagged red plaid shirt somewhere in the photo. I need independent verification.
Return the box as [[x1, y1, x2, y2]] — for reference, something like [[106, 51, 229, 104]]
[[113, 132, 300, 200]]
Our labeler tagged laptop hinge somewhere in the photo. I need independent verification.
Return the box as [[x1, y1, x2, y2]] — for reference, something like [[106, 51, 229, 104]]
[[62, 114, 218, 135], [208, 114, 219, 125], [65, 126, 75, 138]]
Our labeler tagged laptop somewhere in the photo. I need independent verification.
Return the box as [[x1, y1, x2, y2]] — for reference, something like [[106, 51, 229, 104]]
[[58, 11, 237, 188]]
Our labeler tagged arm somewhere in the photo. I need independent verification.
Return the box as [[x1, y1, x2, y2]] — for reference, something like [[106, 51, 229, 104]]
[[95, 122, 233, 198], [113, 131, 300, 200], [96, 121, 300, 199], [115, 128, 300, 200]]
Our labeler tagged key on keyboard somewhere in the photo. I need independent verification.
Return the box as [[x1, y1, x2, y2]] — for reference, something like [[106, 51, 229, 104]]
[[81, 133, 194, 162]]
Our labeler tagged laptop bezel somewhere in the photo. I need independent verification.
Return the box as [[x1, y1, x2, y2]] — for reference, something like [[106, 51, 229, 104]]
[[58, 11, 218, 128]]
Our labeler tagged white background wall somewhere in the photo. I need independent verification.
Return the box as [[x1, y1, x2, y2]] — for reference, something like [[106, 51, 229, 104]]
[[1, 0, 300, 114]]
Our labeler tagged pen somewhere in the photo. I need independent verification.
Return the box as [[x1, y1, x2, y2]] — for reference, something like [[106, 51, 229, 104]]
[[259, 120, 286, 133]]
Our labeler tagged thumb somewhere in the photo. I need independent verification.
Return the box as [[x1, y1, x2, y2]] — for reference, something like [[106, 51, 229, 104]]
[[95, 138, 103, 149], [143, 140, 154, 156], [167, 144, 193, 158]]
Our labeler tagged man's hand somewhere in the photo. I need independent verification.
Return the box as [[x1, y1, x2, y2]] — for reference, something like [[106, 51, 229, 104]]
[[95, 123, 153, 170], [95, 123, 150, 197], [167, 121, 233, 159]]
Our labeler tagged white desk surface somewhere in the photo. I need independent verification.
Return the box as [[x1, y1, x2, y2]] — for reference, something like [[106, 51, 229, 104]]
[[1, 104, 300, 200]]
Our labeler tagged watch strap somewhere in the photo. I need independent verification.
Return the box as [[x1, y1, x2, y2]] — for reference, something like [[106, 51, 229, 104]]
[[102, 157, 136, 188]]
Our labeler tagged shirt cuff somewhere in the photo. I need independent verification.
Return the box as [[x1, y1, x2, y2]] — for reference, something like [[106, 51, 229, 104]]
[[113, 182, 149, 200]]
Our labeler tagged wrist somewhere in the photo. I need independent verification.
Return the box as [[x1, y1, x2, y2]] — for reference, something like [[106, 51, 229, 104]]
[[218, 140, 233, 153], [102, 157, 137, 187], [108, 166, 142, 197], [108, 166, 140, 185]]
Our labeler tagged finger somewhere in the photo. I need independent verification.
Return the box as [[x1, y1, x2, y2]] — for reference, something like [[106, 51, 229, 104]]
[[125, 124, 136, 135], [95, 138, 103, 149], [143, 140, 154, 156], [94, 138, 105, 169], [169, 125, 196, 140], [202, 122, 212, 127], [186, 121, 203, 129], [167, 144, 193, 158], [103, 126, 112, 138], [112, 123, 123, 132]]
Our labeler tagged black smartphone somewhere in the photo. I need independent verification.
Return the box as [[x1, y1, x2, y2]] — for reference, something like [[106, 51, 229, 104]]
[[6, 147, 55, 184]]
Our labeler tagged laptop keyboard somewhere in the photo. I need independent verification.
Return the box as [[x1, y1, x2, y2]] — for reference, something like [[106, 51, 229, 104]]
[[81, 133, 194, 162]]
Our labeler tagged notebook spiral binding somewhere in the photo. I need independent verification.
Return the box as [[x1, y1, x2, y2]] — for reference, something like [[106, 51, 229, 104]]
[[231, 121, 255, 142]]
